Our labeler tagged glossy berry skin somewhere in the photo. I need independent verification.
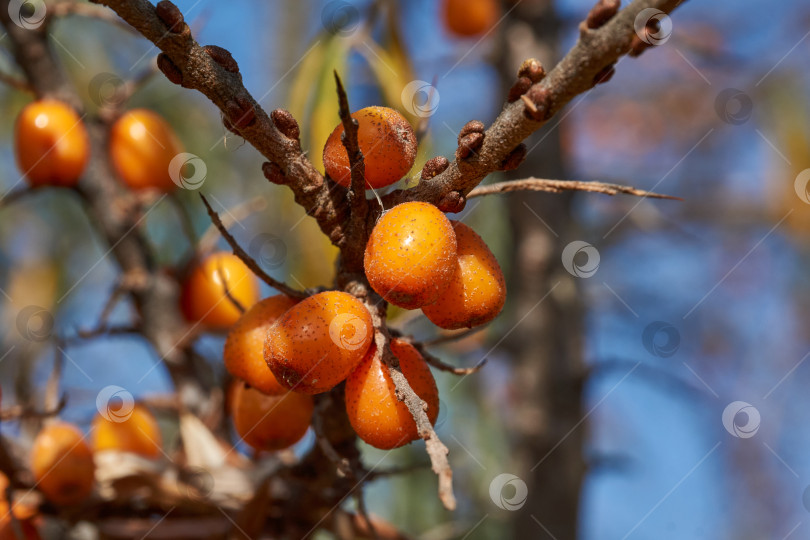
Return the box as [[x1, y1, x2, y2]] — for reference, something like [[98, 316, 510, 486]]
[[265, 291, 373, 394], [31, 422, 95, 506], [422, 221, 506, 329], [14, 99, 89, 188], [322, 106, 417, 189], [345, 339, 439, 450], [229, 380, 313, 451], [180, 252, 260, 330], [364, 202, 458, 309], [443, 0, 499, 37], [109, 109, 183, 191], [225, 295, 298, 394], [92, 403, 163, 459]]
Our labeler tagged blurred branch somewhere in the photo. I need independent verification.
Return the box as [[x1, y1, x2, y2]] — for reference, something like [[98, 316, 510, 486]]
[[467, 178, 682, 200], [200, 194, 307, 299], [382, 0, 688, 209], [198, 196, 267, 254], [0, 187, 40, 210], [0, 69, 32, 93]]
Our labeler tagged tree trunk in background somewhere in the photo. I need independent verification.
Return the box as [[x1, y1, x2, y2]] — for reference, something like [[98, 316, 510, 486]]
[[497, 2, 587, 538]]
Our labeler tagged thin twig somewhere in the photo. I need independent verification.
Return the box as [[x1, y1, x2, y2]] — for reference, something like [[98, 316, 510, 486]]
[[200, 194, 307, 299], [0, 69, 32, 93], [334, 71, 368, 272], [423, 326, 488, 347], [0, 187, 39, 209], [198, 196, 267, 255], [216, 264, 246, 314], [354, 490, 379, 540], [467, 178, 682, 200], [419, 347, 486, 376], [375, 327, 456, 510], [47, 1, 141, 34]]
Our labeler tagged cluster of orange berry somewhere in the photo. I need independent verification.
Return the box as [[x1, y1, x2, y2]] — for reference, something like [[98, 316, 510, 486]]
[[9, 96, 506, 505], [15, 100, 182, 191], [215, 106, 507, 451]]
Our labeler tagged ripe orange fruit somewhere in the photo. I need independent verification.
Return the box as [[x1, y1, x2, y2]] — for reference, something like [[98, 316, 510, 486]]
[[109, 108, 183, 191], [180, 252, 260, 330], [229, 380, 313, 451], [322, 106, 417, 189], [265, 291, 374, 394], [364, 202, 458, 309], [443, 0, 500, 37], [14, 99, 89, 188], [92, 403, 163, 459], [345, 339, 439, 449], [224, 295, 298, 394], [0, 472, 40, 540], [422, 221, 506, 329], [31, 422, 95, 506]]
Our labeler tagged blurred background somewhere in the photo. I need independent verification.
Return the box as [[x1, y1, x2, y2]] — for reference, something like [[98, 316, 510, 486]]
[[1, 0, 809, 538]]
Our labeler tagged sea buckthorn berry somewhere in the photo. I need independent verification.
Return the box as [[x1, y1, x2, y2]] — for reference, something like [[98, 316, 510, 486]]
[[345, 339, 439, 450], [364, 202, 457, 309], [31, 422, 95, 506], [230, 379, 314, 451], [91, 403, 163, 459], [443, 0, 499, 37], [0, 472, 39, 539], [422, 221, 506, 329], [225, 295, 298, 394], [109, 109, 183, 192], [180, 252, 260, 330], [14, 99, 89, 188], [322, 106, 417, 189], [265, 291, 373, 394]]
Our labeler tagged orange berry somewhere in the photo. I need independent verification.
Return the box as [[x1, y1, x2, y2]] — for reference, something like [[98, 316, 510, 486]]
[[180, 252, 260, 330], [224, 295, 298, 394], [31, 422, 94, 506], [229, 380, 313, 451], [322, 106, 417, 189], [364, 202, 457, 309], [265, 291, 373, 394], [422, 221, 506, 329], [345, 339, 439, 449], [109, 109, 183, 191], [91, 403, 163, 459], [443, 0, 500, 37], [14, 99, 89, 188], [0, 472, 38, 526]]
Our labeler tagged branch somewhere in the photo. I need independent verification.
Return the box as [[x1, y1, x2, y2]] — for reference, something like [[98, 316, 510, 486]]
[[200, 194, 307, 300], [382, 0, 687, 209], [467, 178, 682, 200], [0, 69, 33, 93], [334, 71, 369, 272], [375, 328, 455, 510], [418, 347, 486, 376], [198, 196, 267, 254], [92, 0, 350, 247]]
